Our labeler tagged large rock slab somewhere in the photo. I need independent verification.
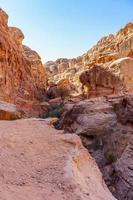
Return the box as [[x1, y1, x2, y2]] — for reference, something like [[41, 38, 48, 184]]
[[0, 101, 22, 120], [0, 119, 116, 200], [60, 97, 117, 136]]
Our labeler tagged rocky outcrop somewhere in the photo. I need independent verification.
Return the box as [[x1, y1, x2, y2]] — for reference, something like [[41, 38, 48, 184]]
[[46, 79, 75, 99], [0, 101, 23, 120], [117, 23, 133, 57], [80, 57, 133, 97], [79, 65, 122, 98], [0, 9, 46, 109], [45, 57, 83, 96], [59, 97, 117, 136], [45, 23, 133, 97], [0, 118, 116, 200], [59, 94, 133, 200], [118, 35, 133, 58]]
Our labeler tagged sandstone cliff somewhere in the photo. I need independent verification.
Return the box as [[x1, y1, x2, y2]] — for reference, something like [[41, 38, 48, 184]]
[[45, 23, 133, 97], [0, 9, 46, 107]]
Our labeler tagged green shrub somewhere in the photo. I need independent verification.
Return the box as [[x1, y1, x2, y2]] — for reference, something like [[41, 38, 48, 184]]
[[41, 103, 64, 119]]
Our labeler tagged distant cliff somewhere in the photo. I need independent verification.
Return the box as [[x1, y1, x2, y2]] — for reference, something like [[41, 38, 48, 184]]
[[45, 23, 133, 97]]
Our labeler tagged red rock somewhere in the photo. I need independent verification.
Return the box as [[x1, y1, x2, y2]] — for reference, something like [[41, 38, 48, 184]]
[[59, 94, 133, 200], [0, 119, 116, 200], [45, 23, 133, 98], [0, 101, 22, 120], [0, 9, 46, 112]]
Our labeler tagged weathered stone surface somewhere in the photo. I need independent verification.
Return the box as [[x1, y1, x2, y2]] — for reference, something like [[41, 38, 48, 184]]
[[0, 101, 22, 120], [14, 97, 50, 118], [60, 94, 133, 200], [60, 97, 117, 136], [46, 79, 75, 99], [79, 57, 133, 97], [0, 9, 46, 109], [45, 23, 133, 97], [118, 36, 133, 58], [0, 119, 116, 200], [79, 65, 122, 98], [46, 83, 59, 99]]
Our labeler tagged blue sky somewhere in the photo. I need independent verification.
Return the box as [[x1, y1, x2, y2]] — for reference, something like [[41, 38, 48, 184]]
[[0, 0, 133, 62]]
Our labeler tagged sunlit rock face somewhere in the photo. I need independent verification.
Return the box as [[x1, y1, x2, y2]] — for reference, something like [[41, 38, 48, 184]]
[[79, 57, 133, 98], [45, 23, 133, 97], [0, 118, 116, 200], [0, 9, 46, 105]]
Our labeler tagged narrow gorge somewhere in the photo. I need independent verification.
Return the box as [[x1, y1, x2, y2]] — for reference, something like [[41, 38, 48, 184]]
[[0, 7, 132, 200]]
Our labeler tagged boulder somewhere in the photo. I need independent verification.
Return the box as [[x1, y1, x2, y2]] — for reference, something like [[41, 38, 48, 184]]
[[16, 98, 49, 118], [0, 101, 22, 120], [60, 97, 117, 136]]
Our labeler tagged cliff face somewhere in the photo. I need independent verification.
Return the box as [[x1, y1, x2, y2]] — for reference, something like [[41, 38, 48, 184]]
[[0, 9, 46, 105], [45, 23, 133, 97]]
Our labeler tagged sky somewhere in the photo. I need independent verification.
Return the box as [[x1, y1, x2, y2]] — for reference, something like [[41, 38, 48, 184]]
[[0, 0, 133, 62]]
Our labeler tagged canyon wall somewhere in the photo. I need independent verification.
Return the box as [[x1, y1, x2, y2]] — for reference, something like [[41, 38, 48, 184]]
[[0, 9, 46, 107], [45, 23, 133, 97]]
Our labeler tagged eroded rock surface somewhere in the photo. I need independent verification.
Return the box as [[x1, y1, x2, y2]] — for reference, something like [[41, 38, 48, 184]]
[[60, 94, 133, 200], [0, 9, 46, 110], [80, 57, 133, 97], [0, 101, 22, 120], [45, 23, 133, 97], [0, 119, 116, 200]]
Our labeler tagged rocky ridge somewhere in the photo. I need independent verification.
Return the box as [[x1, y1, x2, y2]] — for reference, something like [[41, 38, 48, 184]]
[[45, 23, 133, 97]]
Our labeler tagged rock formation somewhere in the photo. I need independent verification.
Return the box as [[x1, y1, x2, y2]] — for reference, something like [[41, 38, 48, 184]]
[[59, 94, 133, 200], [45, 23, 133, 97], [0, 8, 133, 200], [0, 100, 23, 120], [44, 22, 133, 200], [0, 9, 46, 112], [0, 118, 116, 200]]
